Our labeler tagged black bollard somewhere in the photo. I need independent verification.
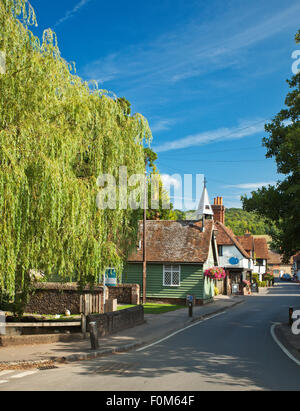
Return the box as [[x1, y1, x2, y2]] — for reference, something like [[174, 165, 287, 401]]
[[188, 301, 193, 318], [89, 321, 99, 350], [289, 307, 294, 327]]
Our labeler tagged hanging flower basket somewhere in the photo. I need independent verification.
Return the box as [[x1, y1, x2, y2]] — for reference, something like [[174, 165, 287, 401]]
[[204, 267, 226, 280]]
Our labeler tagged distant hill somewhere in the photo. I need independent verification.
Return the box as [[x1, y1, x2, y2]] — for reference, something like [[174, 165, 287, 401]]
[[183, 208, 270, 236], [225, 208, 270, 236]]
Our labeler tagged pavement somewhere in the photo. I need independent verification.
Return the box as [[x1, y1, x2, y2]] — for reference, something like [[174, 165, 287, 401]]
[[0, 294, 245, 369]]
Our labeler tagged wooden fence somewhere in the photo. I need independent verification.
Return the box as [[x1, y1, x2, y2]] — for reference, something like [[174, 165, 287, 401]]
[[80, 293, 102, 315]]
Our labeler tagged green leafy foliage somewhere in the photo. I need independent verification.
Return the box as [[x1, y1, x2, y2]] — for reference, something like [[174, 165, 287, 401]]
[[172, 209, 187, 220], [141, 148, 181, 221], [242, 30, 300, 260], [225, 208, 271, 235], [185, 207, 270, 235], [0, 0, 152, 301]]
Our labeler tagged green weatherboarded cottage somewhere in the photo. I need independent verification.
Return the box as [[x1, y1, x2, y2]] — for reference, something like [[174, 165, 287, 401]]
[[122, 219, 219, 305]]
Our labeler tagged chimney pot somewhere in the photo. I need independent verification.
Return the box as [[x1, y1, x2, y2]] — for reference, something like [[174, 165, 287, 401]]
[[211, 197, 225, 224]]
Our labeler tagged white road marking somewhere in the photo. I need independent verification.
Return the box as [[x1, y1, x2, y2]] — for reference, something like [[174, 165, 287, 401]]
[[0, 380, 8, 384], [10, 370, 38, 379], [270, 324, 300, 366], [137, 311, 225, 352]]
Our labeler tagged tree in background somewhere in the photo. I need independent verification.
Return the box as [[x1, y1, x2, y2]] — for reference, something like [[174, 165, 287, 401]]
[[0, 0, 152, 309], [242, 30, 300, 260], [143, 148, 178, 220], [225, 208, 272, 236]]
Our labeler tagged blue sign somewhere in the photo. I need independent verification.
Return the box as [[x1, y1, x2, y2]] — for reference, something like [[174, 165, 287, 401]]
[[105, 268, 117, 286], [229, 257, 239, 265]]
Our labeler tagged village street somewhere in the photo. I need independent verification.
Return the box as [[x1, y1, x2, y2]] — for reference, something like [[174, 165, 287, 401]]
[[1, 281, 300, 392]]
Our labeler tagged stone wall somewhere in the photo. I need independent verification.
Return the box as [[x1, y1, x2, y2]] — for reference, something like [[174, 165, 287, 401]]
[[24, 283, 140, 315], [107, 284, 140, 305], [25, 283, 104, 315], [87, 305, 144, 337]]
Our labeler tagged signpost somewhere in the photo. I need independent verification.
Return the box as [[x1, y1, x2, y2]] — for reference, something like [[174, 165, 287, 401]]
[[105, 268, 117, 287], [102, 268, 117, 313], [187, 295, 194, 317]]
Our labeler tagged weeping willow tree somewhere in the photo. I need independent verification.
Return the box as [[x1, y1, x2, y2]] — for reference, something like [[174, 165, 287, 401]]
[[0, 0, 152, 303]]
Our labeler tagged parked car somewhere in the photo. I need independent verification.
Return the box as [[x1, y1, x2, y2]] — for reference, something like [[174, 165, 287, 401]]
[[281, 273, 292, 281]]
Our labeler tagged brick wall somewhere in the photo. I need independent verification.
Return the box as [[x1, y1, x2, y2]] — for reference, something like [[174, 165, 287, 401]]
[[87, 305, 144, 337]]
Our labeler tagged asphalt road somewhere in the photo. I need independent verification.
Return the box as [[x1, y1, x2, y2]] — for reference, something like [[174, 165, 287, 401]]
[[1, 281, 300, 391]]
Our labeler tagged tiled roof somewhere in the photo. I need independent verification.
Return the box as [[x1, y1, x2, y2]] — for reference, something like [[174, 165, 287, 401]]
[[128, 220, 213, 263], [253, 234, 272, 244], [253, 238, 269, 260], [268, 250, 293, 265], [215, 221, 251, 259], [236, 235, 253, 253]]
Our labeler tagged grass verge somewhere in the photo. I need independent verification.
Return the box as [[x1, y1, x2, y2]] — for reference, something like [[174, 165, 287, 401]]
[[117, 303, 185, 315]]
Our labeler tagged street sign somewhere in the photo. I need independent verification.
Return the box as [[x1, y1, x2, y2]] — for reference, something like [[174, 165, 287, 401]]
[[105, 268, 117, 286], [229, 257, 239, 265], [187, 295, 194, 303]]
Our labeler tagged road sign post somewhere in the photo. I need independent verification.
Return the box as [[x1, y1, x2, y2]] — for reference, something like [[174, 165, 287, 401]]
[[187, 295, 194, 317]]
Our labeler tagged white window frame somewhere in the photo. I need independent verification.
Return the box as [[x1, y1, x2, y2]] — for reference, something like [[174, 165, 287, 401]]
[[163, 265, 181, 287]]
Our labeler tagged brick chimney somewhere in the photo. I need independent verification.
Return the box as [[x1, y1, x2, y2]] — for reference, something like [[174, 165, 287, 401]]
[[211, 197, 225, 224]]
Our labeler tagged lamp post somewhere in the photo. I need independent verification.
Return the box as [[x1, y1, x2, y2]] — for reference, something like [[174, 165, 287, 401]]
[[142, 169, 147, 305]]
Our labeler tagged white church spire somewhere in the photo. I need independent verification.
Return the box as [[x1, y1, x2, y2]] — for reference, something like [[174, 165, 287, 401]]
[[196, 177, 213, 219]]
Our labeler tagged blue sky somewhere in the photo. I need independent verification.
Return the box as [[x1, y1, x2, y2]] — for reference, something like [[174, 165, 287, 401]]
[[30, 0, 300, 210]]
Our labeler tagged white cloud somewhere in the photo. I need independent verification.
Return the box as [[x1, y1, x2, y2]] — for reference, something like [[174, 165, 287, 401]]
[[153, 119, 266, 152], [54, 0, 92, 27], [83, 2, 300, 88], [225, 182, 276, 190], [161, 174, 182, 190], [151, 119, 176, 133]]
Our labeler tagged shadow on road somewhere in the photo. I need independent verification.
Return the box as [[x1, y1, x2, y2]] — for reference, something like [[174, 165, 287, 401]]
[[69, 283, 300, 391]]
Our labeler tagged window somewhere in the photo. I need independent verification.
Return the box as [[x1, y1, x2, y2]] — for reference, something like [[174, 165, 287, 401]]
[[256, 259, 264, 266], [163, 265, 181, 287], [218, 245, 223, 257]]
